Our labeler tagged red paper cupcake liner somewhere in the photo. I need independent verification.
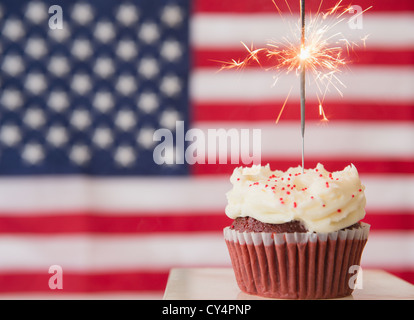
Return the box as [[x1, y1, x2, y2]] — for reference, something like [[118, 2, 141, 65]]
[[224, 222, 370, 299]]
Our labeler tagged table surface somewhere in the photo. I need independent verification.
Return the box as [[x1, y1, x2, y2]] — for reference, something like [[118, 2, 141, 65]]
[[163, 268, 414, 300]]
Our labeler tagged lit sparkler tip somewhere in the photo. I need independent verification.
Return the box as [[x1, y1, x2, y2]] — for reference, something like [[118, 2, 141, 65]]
[[299, 46, 311, 61]]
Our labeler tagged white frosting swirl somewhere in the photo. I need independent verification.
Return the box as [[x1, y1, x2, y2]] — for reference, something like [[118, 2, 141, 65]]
[[225, 163, 366, 233]]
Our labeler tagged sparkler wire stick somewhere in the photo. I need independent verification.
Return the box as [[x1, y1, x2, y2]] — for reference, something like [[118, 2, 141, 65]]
[[300, 0, 306, 171]]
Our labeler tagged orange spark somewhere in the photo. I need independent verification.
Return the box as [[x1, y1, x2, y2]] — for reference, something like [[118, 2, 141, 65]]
[[218, 42, 266, 71], [319, 104, 329, 122], [275, 87, 293, 124]]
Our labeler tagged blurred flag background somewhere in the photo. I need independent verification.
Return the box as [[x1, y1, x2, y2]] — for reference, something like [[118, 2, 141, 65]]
[[0, 0, 413, 298]]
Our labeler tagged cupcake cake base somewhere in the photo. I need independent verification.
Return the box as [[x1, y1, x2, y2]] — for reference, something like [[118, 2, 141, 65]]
[[224, 222, 370, 299]]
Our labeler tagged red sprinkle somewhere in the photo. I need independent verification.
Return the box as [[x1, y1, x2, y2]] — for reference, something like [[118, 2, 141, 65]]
[[326, 182, 330, 188], [352, 194, 355, 198], [293, 202, 297, 208], [286, 191, 291, 195], [337, 209, 342, 213], [359, 189, 362, 192]]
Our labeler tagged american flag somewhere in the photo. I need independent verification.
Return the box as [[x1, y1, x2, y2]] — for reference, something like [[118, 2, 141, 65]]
[[0, 0, 413, 298]]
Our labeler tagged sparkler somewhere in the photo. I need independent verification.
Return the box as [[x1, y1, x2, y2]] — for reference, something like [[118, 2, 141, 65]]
[[300, 0, 306, 171], [218, 0, 371, 169]]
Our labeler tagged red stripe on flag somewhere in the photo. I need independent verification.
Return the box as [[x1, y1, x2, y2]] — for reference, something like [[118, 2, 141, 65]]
[[192, 101, 414, 122], [191, 159, 414, 175], [0, 211, 412, 233], [362, 213, 414, 231], [0, 271, 169, 293], [0, 213, 232, 234], [194, 49, 414, 68], [193, 0, 414, 14]]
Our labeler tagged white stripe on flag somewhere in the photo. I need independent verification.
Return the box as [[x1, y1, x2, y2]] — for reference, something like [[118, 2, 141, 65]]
[[0, 233, 230, 271], [0, 175, 413, 213], [362, 231, 414, 268], [191, 67, 414, 102], [194, 121, 414, 158], [191, 13, 414, 49], [0, 176, 230, 212]]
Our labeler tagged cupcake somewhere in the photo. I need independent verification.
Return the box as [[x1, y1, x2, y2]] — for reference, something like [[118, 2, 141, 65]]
[[224, 163, 370, 299]]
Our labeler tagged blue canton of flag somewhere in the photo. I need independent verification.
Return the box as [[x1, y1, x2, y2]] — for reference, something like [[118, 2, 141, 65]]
[[0, 0, 190, 175]]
